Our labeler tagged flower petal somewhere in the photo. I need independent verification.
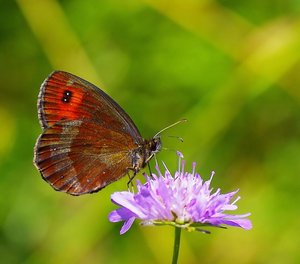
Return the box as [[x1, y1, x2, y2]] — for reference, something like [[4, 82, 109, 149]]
[[111, 192, 147, 218], [120, 217, 136, 234], [108, 207, 135, 222], [220, 218, 253, 230]]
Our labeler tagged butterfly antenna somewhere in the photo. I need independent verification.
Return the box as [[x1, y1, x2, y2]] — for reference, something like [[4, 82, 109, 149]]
[[162, 147, 178, 153], [154, 118, 187, 138], [166, 135, 184, 142]]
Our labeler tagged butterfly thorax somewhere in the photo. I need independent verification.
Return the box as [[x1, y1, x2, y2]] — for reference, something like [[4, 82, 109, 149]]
[[132, 137, 162, 172]]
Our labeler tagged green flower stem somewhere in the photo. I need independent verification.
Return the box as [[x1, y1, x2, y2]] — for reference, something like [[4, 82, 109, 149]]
[[172, 226, 181, 264]]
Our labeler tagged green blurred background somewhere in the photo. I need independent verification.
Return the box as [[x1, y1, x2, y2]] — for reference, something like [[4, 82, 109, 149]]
[[1, 0, 300, 263]]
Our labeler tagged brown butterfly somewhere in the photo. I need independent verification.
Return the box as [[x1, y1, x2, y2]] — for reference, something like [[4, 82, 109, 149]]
[[34, 71, 183, 195]]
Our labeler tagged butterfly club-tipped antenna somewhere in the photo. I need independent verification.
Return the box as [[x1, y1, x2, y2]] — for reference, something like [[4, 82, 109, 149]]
[[151, 118, 187, 154], [143, 119, 187, 166], [153, 119, 187, 155], [148, 118, 187, 159], [153, 118, 187, 139], [127, 119, 187, 188], [166, 135, 184, 143]]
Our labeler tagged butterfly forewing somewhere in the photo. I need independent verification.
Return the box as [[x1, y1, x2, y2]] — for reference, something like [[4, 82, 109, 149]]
[[34, 71, 145, 195], [38, 71, 143, 142]]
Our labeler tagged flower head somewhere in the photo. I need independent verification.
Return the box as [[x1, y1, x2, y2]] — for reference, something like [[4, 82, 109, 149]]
[[108, 152, 252, 234]]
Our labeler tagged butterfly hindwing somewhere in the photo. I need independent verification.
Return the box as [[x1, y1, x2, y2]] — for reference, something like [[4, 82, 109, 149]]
[[34, 120, 135, 195]]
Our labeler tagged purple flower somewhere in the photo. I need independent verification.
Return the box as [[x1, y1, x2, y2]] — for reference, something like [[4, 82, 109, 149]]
[[108, 152, 252, 234]]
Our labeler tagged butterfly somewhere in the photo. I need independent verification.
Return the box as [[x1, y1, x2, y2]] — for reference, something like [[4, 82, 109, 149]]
[[34, 71, 165, 195]]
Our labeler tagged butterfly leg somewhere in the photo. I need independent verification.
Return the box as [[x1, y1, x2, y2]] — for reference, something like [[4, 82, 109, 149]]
[[145, 153, 159, 179], [126, 168, 137, 189], [147, 163, 153, 178]]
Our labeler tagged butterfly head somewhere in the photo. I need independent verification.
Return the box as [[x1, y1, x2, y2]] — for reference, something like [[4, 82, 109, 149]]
[[149, 136, 162, 154], [143, 136, 162, 165]]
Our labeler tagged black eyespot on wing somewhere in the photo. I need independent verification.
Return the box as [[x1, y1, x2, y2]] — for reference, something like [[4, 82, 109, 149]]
[[62, 90, 72, 103]]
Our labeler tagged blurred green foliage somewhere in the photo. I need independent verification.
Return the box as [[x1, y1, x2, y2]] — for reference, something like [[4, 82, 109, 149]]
[[1, 0, 300, 263]]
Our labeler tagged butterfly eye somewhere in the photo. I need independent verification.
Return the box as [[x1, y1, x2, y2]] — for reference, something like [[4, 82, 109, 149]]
[[62, 90, 72, 103], [151, 137, 162, 152]]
